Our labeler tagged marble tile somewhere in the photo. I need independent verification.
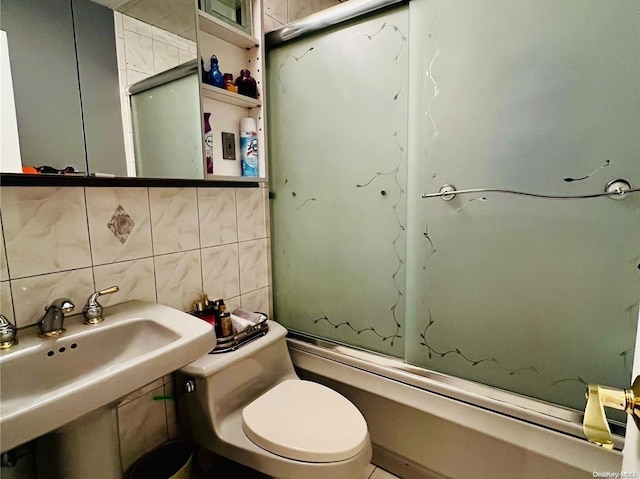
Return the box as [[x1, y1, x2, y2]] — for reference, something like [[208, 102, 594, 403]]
[[2, 187, 91, 279], [118, 385, 168, 472], [154, 250, 202, 312], [236, 188, 267, 242], [114, 11, 124, 39], [287, 0, 321, 21], [93, 258, 156, 307], [11, 268, 94, 328], [124, 30, 154, 75], [149, 188, 199, 255], [201, 244, 240, 300], [225, 295, 241, 313], [178, 49, 197, 64], [1, 217, 8, 281], [122, 14, 153, 37], [127, 68, 150, 86], [153, 39, 180, 73], [240, 287, 269, 314], [321, 0, 341, 11], [0, 281, 14, 323], [116, 35, 126, 71], [151, 25, 178, 45], [198, 188, 237, 247], [263, 14, 284, 34], [86, 188, 153, 266], [120, 98, 132, 135], [264, 0, 287, 24], [174, 35, 197, 54], [238, 239, 268, 294]]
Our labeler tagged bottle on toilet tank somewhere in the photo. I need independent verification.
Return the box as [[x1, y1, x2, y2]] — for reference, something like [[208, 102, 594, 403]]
[[240, 117, 258, 177]]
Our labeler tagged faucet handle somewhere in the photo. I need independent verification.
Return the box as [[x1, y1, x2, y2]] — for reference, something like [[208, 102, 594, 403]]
[[83, 286, 119, 324], [583, 376, 640, 448], [0, 314, 18, 349]]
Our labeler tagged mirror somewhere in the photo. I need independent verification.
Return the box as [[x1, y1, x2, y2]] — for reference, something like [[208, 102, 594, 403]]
[[1, 0, 200, 179]]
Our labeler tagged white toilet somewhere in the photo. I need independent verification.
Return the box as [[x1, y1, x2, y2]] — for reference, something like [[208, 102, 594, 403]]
[[177, 320, 372, 479]]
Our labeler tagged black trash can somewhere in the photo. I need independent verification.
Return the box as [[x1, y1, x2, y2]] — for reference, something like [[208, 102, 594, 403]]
[[130, 441, 194, 479]]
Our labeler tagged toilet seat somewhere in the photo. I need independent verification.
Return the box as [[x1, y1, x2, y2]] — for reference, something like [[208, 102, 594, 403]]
[[242, 379, 368, 463]]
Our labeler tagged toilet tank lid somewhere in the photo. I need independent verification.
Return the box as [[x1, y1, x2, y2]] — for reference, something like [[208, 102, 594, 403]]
[[180, 320, 287, 377], [242, 379, 369, 463]]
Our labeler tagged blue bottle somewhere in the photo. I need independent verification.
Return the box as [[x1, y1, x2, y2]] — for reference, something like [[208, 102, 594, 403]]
[[208, 55, 224, 88]]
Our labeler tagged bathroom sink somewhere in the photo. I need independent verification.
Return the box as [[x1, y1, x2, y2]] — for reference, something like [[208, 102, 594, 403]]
[[0, 300, 215, 452]]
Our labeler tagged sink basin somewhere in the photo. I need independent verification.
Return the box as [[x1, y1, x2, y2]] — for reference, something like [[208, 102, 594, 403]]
[[0, 300, 215, 452]]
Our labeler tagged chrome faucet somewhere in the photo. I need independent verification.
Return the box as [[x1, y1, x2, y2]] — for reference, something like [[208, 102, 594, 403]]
[[0, 314, 18, 349], [82, 286, 119, 324], [38, 298, 74, 337]]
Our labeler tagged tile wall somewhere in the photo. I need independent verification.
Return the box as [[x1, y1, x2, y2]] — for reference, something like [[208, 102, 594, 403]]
[[263, 0, 343, 32], [0, 183, 270, 476]]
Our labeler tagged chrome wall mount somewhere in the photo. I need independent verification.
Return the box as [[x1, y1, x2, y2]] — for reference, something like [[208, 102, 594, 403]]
[[584, 376, 640, 449], [422, 179, 638, 201]]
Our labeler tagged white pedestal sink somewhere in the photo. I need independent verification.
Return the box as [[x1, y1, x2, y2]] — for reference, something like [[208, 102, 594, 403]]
[[0, 300, 216, 478]]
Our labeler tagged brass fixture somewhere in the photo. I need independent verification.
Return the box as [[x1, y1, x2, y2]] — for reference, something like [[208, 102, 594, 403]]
[[82, 286, 119, 324], [583, 376, 640, 448], [0, 314, 18, 349]]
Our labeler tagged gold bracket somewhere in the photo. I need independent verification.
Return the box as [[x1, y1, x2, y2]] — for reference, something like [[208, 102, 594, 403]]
[[583, 376, 640, 448]]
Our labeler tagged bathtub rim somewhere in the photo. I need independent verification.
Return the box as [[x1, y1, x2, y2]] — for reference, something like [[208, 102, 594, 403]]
[[286, 330, 625, 451]]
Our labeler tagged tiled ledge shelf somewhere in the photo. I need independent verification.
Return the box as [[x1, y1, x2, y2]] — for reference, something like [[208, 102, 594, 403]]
[[198, 9, 259, 49], [202, 83, 261, 108], [0, 173, 260, 188]]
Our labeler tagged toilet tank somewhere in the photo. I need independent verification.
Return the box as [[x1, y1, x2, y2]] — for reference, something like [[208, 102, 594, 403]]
[[177, 321, 298, 443]]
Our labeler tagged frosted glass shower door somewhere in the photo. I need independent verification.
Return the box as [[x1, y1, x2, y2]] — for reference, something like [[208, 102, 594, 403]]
[[405, 0, 640, 413], [268, 6, 409, 357]]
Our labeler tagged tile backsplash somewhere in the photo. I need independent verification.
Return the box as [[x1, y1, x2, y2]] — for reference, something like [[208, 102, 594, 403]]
[[0, 183, 270, 476]]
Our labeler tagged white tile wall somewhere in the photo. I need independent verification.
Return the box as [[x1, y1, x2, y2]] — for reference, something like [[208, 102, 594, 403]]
[[263, 0, 342, 33]]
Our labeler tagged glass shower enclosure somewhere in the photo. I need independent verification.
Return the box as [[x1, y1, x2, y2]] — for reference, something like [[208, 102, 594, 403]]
[[267, 0, 640, 432]]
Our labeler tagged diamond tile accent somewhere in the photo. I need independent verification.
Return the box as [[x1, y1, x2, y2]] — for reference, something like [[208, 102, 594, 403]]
[[107, 205, 135, 245]]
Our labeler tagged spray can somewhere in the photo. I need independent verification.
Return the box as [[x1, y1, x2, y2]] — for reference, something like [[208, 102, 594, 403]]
[[240, 117, 258, 177]]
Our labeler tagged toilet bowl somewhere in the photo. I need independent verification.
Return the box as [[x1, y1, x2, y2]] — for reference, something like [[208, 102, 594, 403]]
[[177, 320, 372, 479]]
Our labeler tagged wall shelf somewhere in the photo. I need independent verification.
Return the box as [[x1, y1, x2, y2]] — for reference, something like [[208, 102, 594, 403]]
[[202, 83, 261, 108], [198, 10, 259, 49]]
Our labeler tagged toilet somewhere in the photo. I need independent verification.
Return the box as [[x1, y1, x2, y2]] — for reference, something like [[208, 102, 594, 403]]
[[177, 320, 372, 479]]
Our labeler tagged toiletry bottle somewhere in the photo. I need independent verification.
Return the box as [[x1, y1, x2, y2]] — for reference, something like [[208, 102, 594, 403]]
[[235, 69, 257, 98], [193, 300, 205, 318], [240, 117, 259, 177], [224, 73, 234, 92], [196, 299, 217, 327], [218, 312, 233, 338], [204, 113, 213, 174], [212, 299, 232, 339], [208, 55, 225, 88]]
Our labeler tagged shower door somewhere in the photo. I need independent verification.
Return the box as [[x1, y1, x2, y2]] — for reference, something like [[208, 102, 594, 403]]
[[267, 0, 640, 424], [404, 0, 640, 414], [267, 5, 409, 357]]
